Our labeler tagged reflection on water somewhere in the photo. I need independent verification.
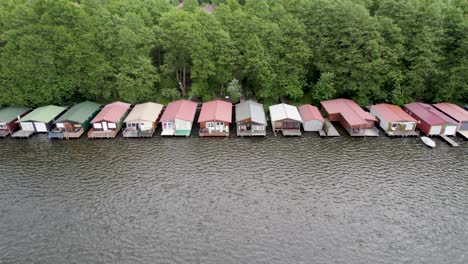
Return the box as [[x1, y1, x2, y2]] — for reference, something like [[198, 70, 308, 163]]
[[0, 132, 467, 263]]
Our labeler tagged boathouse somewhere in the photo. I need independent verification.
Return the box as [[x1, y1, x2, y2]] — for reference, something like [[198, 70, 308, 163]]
[[235, 100, 267, 136], [298, 104, 324, 132], [403, 102, 458, 136], [269, 103, 302, 136], [159, 100, 197, 137], [369, 103, 418, 136], [123, 102, 164, 138], [88, 101, 131, 139], [433, 102, 468, 139], [198, 100, 232, 137], [320, 98, 378, 136], [49, 101, 101, 139], [0, 106, 31, 137], [13, 105, 67, 138]]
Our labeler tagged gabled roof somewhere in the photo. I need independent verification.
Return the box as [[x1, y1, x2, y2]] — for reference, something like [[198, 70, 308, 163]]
[[159, 100, 197, 122], [18, 105, 66, 123], [404, 102, 457, 125], [91, 101, 130, 123], [125, 102, 164, 123], [298, 104, 324, 122], [370, 103, 416, 123], [269, 103, 302, 123], [235, 100, 267, 125], [0, 106, 31, 123], [433, 103, 468, 123], [198, 100, 232, 123], [55, 101, 101, 124], [321, 98, 376, 126]]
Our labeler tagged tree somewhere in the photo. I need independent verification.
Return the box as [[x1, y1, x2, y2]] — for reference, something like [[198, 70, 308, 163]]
[[226, 78, 241, 102]]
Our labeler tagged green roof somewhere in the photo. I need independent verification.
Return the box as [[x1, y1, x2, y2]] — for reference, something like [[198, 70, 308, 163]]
[[55, 101, 101, 124], [0, 106, 31, 123], [18, 105, 67, 123]]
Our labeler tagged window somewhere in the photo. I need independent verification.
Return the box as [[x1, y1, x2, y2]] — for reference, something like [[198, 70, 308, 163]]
[[0, 123, 7, 129], [94, 123, 102, 129], [207, 122, 215, 128], [108, 123, 117, 129]]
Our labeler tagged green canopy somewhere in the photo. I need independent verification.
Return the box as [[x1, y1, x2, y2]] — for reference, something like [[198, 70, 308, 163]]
[[0, 106, 31, 122], [18, 105, 66, 123], [55, 101, 101, 124]]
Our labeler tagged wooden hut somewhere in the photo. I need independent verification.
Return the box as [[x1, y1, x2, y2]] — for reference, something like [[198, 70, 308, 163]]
[[298, 104, 324, 132], [369, 103, 418, 136], [12, 105, 67, 138], [198, 100, 232, 137], [49, 101, 101, 139], [321, 98, 378, 137], [235, 100, 267, 136], [88, 101, 131, 139], [433, 102, 468, 139], [123, 102, 164, 138], [160, 100, 197, 137], [403, 102, 458, 136], [0, 106, 31, 137], [269, 103, 302, 136]]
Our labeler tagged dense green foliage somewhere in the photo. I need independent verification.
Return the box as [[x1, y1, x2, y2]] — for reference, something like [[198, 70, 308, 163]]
[[0, 0, 466, 107]]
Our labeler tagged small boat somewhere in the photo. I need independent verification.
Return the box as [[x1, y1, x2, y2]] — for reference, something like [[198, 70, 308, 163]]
[[421, 136, 436, 148]]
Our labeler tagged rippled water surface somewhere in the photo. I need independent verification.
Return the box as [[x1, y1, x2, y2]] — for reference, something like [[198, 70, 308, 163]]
[[0, 130, 467, 263]]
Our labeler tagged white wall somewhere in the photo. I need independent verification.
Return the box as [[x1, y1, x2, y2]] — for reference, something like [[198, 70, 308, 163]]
[[303, 120, 323, 131], [175, 119, 192, 131]]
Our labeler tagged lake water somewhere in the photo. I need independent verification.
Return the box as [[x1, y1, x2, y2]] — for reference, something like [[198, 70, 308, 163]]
[[0, 130, 467, 264]]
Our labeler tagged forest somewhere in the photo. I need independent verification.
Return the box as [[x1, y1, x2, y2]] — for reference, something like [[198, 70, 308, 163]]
[[0, 0, 467, 107]]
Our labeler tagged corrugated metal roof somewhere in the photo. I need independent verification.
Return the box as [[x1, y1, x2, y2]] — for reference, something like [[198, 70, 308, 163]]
[[235, 100, 266, 125], [0, 106, 31, 123], [269, 103, 302, 123], [298, 104, 324, 122], [18, 105, 66, 123], [159, 100, 197, 122], [370, 103, 416, 122], [321, 98, 376, 126], [55, 101, 101, 124], [198, 100, 232, 123], [433, 103, 468, 122], [404, 102, 457, 125], [91, 101, 131, 123], [125, 102, 164, 123]]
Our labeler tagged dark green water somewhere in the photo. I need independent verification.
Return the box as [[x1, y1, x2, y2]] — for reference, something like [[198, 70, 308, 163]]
[[0, 131, 467, 263]]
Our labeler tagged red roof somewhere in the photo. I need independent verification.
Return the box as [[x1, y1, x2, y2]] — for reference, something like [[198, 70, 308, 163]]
[[433, 103, 468, 123], [298, 104, 324, 122], [370, 103, 416, 122], [159, 100, 197, 122], [320, 98, 376, 126], [91, 101, 130, 123], [404, 102, 457, 125], [198, 100, 232, 123]]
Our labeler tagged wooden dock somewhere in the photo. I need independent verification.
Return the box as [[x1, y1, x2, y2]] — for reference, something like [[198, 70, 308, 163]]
[[457, 131, 468, 140], [440, 135, 459, 147], [281, 130, 302, 136], [323, 118, 340, 136], [87, 128, 119, 139], [11, 130, 35, 138], [0, 130, 10, 138], [122, 129, 154, 138]]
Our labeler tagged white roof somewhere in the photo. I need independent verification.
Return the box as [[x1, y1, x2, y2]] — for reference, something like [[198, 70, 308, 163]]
[[124, 102, 164, 123], [269, 103, 302, 123]]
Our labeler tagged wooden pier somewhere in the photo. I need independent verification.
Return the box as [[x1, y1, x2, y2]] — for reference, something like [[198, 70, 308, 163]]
[[122, 129, 154, 138], [440, 135, 459, 147], [457, 131, 468, 140], [322, 118, 340, 137], [87, 128, 119, 139], [0, 130, 10, 138], [11, 130, 35, 138]]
